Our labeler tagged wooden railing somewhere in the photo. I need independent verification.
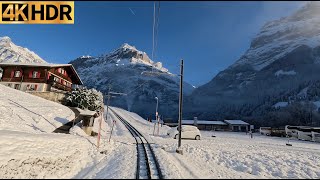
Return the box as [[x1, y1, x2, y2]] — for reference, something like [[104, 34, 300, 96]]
[[51, 82, 72, 91]]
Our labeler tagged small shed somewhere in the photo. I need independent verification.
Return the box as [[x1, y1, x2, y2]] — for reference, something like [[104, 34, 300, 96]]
[[224, 120, 250, 132], [77, 108, 98, 135]]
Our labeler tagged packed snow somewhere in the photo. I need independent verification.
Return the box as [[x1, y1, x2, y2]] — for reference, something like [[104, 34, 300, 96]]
[[314, 101, 320, 109], [274, 102, 289, 108], [275, 70, 297, 77]]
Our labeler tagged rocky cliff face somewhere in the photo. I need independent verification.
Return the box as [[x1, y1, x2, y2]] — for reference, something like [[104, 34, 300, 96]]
[[187, 2, 320, 125], [70, 43, 194, 119]]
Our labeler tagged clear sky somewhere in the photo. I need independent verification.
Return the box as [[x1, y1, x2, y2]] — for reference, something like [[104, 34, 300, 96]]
[[0, 1, 306, 86]]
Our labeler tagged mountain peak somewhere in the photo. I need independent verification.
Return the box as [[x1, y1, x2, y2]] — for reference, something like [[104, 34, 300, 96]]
[[0, 36, 11, 41], [120, 43, 138, 51], [231, 2, 320, 71], [0, 36, 47, 64], [0, 36, 12, 46]]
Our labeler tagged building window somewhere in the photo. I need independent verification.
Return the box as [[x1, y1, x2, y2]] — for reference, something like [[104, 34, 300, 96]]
[[59, 68, 65, 75], [0, 67, 3, 80], [32, 71, 39, 78], [14, 84, 20, 90], [28, 84, 38, 91], [14, 71, 21, 78], [54, 77, 59, 82]]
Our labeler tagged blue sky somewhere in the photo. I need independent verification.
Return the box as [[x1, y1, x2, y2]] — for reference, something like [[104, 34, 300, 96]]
[[0, 1, 306, 86]]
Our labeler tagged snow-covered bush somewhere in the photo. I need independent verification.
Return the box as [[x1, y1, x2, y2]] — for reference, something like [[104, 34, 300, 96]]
[[65, 87, 104, 112]]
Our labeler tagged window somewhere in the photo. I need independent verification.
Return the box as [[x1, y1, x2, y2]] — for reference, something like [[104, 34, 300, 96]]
[[32, 71, 39, 78], [14, 71, 21, 78], [54, 77, 60, 82], [14, 84, 20, 90], [28, 84, 38, 91], [59, 68, 65, 75], [0, 67, 3, 80]]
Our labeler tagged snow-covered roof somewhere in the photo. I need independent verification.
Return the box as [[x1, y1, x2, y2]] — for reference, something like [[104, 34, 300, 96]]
[[200, 121, 226, 125], [175, 120, 227, 125], [76, 108, 97, 116], [0, 62, 72, 67], [224, 120, 249, 125], [274, 102, 289, 108]]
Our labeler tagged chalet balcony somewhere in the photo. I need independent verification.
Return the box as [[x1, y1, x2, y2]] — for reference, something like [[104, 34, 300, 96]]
[[51, 82, 72, 92]]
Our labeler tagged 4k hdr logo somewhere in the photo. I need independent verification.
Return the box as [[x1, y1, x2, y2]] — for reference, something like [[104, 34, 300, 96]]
[[0, 1, 74, 24]]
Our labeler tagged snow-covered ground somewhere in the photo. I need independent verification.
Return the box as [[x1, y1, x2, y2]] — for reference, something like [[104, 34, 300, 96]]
[[0, 84, 103, 178], [101, 107, 320, 179], [1, 85, 320, 179], [0, 84, 75, 133]]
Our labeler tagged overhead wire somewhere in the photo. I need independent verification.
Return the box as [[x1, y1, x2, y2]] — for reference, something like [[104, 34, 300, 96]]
[[125, 1, 161, 96]]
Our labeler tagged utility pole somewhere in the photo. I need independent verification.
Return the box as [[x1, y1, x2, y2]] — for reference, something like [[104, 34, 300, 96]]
[[106, 87, 113, 142], [155, 97, 159, 136], [107, 89, 127, 142], [176, 59, 184, 155], [97, 85, 111, 149]]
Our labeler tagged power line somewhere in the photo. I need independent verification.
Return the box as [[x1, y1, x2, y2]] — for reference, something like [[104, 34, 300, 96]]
[[152, 1, 156, 62], [154, 1, 160, 61]]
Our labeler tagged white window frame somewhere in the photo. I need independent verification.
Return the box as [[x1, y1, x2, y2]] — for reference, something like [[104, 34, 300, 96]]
[[14, 71, 21, 78], [32, 71, 39, 78], [59, 68, 65, 75]]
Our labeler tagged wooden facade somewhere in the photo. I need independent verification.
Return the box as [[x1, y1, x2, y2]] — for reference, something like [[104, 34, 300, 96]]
[[0, 63, 83, 92]]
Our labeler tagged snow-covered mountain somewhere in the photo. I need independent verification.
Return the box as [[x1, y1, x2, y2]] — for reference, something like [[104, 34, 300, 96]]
[[231, 2, 320, 71], [0, 36, 47, 63], [187, 2, 320, 126], [70, 43, 194, 119]]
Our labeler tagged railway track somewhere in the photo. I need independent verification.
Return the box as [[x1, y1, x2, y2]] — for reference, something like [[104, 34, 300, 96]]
[[110, 108, 163, 179]]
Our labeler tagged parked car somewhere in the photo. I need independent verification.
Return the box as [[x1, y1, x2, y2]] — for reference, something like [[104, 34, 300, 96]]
[[167, 125, 201, 140], [259, 127, 271, 136]]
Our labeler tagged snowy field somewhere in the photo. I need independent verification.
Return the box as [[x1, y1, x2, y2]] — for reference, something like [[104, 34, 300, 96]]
[[102, 107, 320, 179], [1, 84, 320, 179]]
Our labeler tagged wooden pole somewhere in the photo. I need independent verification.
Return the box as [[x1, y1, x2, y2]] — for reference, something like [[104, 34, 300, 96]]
[[177, 59, 184, 155], [97, 112, 102, 149]]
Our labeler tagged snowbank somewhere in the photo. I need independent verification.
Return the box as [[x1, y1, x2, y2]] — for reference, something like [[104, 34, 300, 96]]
[[0, 130, 97, 178], [0, 84, 107, 178], [0, 84, 74, 133]]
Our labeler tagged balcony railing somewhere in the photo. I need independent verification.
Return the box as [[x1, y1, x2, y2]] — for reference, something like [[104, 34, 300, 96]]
[[51, 82, 72, 92]]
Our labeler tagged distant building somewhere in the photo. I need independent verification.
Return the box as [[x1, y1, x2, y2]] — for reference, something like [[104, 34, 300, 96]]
[[0, 63, 83, 92], [164, 118, 251, 132], [164, 119, 228, 131], [224, 120, 250, 132]]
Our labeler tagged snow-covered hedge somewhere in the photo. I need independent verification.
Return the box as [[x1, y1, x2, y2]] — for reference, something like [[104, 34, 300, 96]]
[[65, 87, 104, 112]]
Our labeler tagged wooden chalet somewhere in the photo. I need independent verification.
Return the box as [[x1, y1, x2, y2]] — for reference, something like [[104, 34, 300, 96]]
[[0, 63, 83, 92]]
